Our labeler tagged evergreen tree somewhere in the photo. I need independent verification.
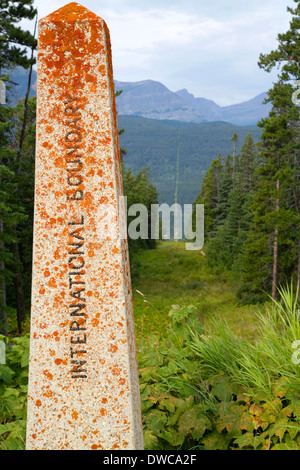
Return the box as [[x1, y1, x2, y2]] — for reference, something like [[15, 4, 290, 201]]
[[0, 0, 37, 73], [194, 132, 259, 275], [231, 132, 238, 189], [122, 166, 158, 277], [238, 132, 258, 193], [193, 153, 223, 237], [213, 153, 233, 232], [0, 101, 26, 334], [0, 0, 37, 333], [241, 1, 300, 300], [207, 137, 257, 270], [7, 96, 36, 330]]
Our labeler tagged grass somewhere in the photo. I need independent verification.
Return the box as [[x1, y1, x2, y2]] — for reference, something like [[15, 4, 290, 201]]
[[7, 241, 260, 344], [139, 282, 300, 450], [1, 242, 299, 450], [132, 241, 260, 347], [189, 282, 300, 399]]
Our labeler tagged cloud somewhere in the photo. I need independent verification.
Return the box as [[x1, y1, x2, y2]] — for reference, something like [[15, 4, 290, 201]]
[[99, 4, 290, 104], [102, 10, 220, 52], [22, 0, 294, 105]]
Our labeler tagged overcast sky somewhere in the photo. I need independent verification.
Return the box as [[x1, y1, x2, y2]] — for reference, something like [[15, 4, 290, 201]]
[[25, 0, 294, 105]]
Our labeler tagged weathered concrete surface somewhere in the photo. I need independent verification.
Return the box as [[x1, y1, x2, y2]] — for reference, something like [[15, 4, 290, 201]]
[[26, 2, 143, 450]]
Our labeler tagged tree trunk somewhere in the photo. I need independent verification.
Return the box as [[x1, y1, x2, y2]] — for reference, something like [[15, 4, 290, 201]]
[[272, 178, 280, 300], [12, 16, 37, 333], [13, 239, 26, 334], [0, 219, 7, 336], [17, 15, 37, 162]]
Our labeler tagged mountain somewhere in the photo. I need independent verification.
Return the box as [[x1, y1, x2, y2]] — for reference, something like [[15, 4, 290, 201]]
[[213, 92, 272, 126], [118, 115, 261, 205], [6, 66, 37, 102], [115, 79, 271, 126], [175, 88, 271, 125], [8, 68, 270, 126], [7, 68, 264, 205], [115, 80, 205, 123]]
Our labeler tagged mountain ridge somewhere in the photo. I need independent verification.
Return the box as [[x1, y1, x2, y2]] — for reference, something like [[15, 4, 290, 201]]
[[115, 79, 271, 126], [7, 68, 270, 126], [118, 115, 261, 205], [7, 68, 265, 204]]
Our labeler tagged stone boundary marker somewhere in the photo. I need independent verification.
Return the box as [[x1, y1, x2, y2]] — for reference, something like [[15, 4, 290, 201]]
[[0, 81, 5, 104], [26, 2, 144, 450]]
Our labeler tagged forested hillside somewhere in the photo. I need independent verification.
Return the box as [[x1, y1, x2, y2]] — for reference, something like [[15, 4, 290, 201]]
[[194, 4, 300, 302], [9, 68, 271, 126], [0, 0, 300, 453], [118, 115, 261, 205], [115, 79, 272, 125]]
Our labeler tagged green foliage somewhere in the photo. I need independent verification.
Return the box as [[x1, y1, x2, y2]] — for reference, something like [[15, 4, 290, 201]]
[[1, 284, 300, 450], [193, 1, 300, 301], [240, 1, 300, 300], [196, 131, 258, 289], [6, 96, 36, 310], [139, 285, 300, 450], [193, 154, 222, 237], [0, 1, 37, 335], [0, 334, 29, 449], [118, 115, 261, 207], [0, 91, 29, 335], [133, 241, 258, 343], [0, 0, 37, 72], [122, 166, 159, 277], [139, 305, 211, 450], [0, 94, 36, 335]]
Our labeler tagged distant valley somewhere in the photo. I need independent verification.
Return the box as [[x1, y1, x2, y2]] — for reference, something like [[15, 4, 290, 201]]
[[118, 116, 261, 206]]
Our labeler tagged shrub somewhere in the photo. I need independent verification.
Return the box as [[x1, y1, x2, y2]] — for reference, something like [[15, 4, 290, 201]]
[[139, 285, 300, 450], [1, 284, 300, 450], [0, 334, 29, 450]]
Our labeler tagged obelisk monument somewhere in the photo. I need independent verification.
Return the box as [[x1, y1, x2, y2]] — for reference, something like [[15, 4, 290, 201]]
[[26, 2, 143, 450]]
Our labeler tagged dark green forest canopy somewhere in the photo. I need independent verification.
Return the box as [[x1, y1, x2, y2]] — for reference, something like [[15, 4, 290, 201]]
[[6, 67, 262, 207], [196, 0, 300, 302], [0, 0, 37, 72], [118, 115, 261, 206]]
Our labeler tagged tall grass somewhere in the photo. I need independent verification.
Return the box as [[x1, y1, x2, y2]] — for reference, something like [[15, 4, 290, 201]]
[[189, 282, 300, 400], [133, 241, 258, 343]]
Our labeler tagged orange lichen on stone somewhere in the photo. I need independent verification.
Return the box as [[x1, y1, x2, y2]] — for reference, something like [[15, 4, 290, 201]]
[[43, 370, 53, 380], [26, 2, 143, 451], [71, 411, 79, 420]]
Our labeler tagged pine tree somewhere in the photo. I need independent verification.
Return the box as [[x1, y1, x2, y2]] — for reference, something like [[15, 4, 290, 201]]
[[231, 132, 238, 189], [193, 153, 223, 238], [213, 154, 233, 232], [241, 1, 300, 300], [8, 96, 36, 331], [0, 0, 37, 73], [0, 103, 26, 334], [122, 167, 158, 276], [238, 132, 258, 193], [204, 134, 258, 272], [0, 0, 37, 333]]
